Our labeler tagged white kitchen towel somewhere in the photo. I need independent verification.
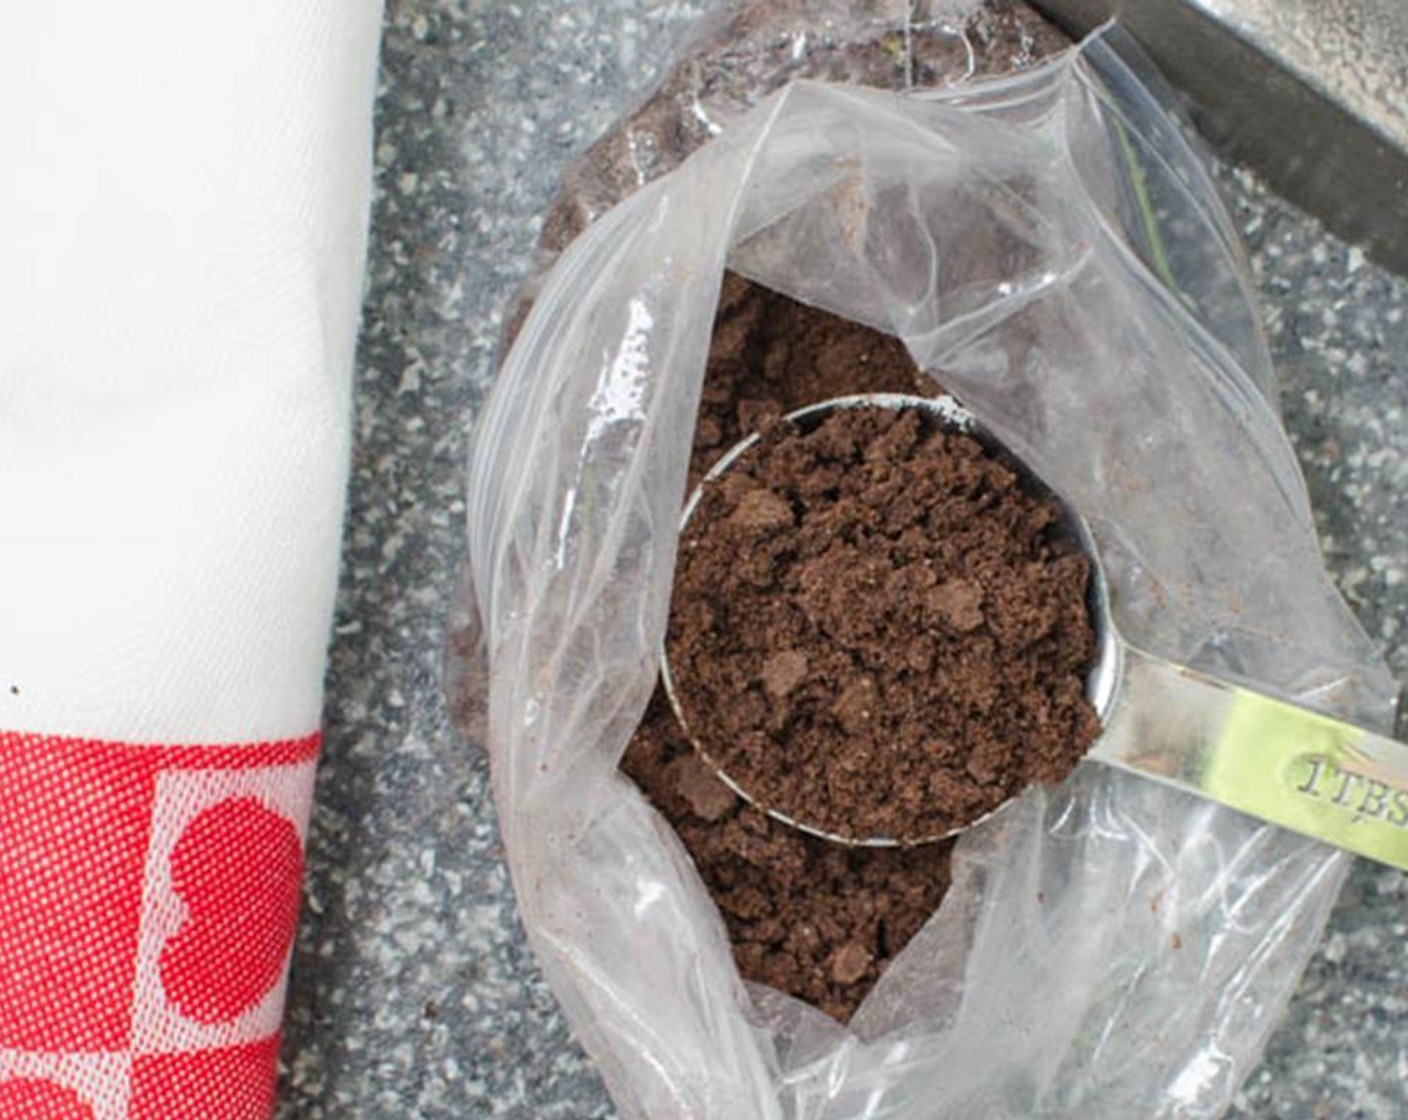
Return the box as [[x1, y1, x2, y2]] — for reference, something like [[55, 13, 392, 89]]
[[0, 2, 382, 1116]]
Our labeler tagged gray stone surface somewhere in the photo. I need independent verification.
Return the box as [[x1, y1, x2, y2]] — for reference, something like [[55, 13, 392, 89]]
[[277, 3, 1408, 1117], [1222, 164, 1408, 1120]]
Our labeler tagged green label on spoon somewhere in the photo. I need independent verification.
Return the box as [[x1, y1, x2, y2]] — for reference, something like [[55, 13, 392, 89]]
[[1203, 687, 1408, 870], [1099, 648, 1408, 873]]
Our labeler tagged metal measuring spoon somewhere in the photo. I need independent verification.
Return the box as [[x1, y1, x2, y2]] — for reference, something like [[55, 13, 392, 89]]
[[661, 393, 1408, 869]]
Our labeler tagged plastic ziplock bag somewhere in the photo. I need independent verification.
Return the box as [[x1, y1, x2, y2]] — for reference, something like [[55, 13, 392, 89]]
[[462, 25, 1398, 1120]]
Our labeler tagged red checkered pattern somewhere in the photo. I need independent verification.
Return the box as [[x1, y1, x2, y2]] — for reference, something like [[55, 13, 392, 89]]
[[0, 730, 319, 1119]]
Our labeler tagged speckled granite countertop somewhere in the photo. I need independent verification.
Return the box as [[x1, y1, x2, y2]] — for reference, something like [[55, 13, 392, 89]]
[[275, 3, 1408, 1117]]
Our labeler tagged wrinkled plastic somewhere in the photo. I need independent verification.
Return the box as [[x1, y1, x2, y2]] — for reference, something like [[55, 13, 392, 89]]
[[461, 23, 1398, 1120]]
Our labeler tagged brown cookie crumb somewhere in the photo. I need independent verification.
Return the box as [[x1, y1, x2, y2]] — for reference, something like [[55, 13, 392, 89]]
[[623, 277, 1087, 1023], [760, 650, 809, 700], [929, 577, 986, 633], [666, 754, 738, 823], [726, 487, 795, 533], [623, 690, 955, 1023], [667, 405, 1101, 844], [830, 942, 872, 985]]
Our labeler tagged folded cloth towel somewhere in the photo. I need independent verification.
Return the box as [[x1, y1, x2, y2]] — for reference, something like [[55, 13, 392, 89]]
[[0, 2, 382, 1115]]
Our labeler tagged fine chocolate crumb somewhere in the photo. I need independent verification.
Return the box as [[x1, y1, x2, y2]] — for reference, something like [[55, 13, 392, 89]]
[[626, 277, 1097, 1021], [622, 281, 958, 1022], [667, 405, 1102, 843], [623, 689, 955, 1023]]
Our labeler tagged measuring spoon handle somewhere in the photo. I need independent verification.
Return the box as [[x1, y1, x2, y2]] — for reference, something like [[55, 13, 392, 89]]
[[1090, 646, 1408, 871]]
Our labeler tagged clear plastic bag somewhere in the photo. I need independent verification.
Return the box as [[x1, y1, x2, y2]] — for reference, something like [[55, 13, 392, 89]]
[[460, 22, 1399, 1120]]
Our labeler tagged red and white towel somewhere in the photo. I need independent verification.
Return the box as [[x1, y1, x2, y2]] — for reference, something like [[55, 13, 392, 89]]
[[0, 2, 383, 1115]]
